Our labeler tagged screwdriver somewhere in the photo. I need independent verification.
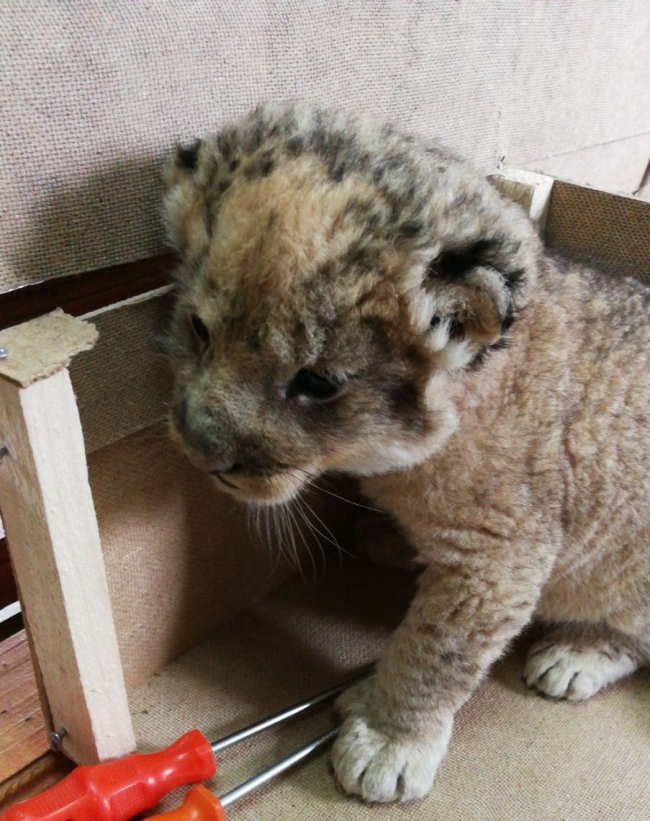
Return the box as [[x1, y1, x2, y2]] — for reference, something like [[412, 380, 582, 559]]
[[2, 671, 370, 821], [147, 725, 340, 821]]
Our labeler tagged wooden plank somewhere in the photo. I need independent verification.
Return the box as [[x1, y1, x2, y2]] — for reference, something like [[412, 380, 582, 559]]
[[0, 723, 49, 784], [0, 694, 43, 740], [489, 166, 554, 236], [0, 657, 39, 708], [0, 361, 135, 764], [0, 631, 48, 784], [1, 293, 174, 631], [0, 538, 17, 611], [0, 630, 25, 656], [0, 636, 34, 677], [0, 754, 74, 812], [0, 254, 174, 332]]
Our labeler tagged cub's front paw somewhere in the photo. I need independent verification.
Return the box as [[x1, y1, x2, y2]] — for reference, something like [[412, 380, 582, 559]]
[[523, 639, 638, 701], [332, 682, 452, 802]]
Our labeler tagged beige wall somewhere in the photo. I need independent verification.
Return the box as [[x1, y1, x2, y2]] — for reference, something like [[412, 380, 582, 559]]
[[1, 1, 649, 293]]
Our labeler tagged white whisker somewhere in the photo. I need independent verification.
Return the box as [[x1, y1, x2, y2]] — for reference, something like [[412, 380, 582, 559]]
[[293, 495, 327, 572], [269, 506, 284, 574], [288, 501, 317, 579], [292, 469, 382, 513], [300, 494, 355, 562]]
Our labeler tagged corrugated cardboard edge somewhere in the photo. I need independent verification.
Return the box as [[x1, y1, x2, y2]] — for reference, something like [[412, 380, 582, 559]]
[[545, 181, 650, 280], [0, 309, 98, 387]]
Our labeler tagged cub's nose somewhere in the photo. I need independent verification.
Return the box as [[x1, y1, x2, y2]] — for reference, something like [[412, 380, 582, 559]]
[[173, 400, 225, 462], [172, 399, 271, 477]]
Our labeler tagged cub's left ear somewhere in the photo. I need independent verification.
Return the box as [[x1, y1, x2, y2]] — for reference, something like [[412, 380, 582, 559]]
[[175, 141, 202, 172], [427, 237, 525, 346], [162, 140, 204, 255]]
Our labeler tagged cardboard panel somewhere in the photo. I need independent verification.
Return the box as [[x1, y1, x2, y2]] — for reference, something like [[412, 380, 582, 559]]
[[89, 424, 357, 687]]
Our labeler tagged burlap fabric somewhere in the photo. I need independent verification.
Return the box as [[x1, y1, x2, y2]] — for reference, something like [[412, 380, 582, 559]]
[[2, 2, 649, 291], [130, 559, 650, 821]]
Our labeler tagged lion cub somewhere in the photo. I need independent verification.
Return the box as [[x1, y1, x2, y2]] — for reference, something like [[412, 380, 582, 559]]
[[164, 104, 650, 803]]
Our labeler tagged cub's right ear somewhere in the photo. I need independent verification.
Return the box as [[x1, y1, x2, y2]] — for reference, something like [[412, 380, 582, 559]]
[[164, 139, 202, 184], [162, 140, 205, 256]]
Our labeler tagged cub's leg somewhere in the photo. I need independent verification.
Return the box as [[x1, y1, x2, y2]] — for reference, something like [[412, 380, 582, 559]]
[[523, 622, 643, 701], [332, 552, 548, 802], [354, 509, 419, 570]]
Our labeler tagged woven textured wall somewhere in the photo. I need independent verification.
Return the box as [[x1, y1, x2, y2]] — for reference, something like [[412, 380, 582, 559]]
[[2, 1, 649, 292]]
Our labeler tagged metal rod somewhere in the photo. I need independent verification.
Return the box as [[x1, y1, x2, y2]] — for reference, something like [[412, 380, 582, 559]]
[[210, 669, 371, 754], [219, 725, 341, 808]]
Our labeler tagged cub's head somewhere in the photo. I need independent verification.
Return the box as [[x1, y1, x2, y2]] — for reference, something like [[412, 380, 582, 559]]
[[164, 104, 539, 505]]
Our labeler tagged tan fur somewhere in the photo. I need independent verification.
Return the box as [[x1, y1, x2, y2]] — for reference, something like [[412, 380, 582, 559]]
[[163, 104, 650, 803]]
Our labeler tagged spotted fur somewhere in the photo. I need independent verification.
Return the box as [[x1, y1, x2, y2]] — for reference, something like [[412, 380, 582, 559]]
[[164, 103, 650, 803]]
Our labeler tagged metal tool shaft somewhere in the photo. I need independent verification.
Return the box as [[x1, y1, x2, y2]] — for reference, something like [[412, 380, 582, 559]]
[[210, 670, 370, 754], [219, 725, 341, 808]]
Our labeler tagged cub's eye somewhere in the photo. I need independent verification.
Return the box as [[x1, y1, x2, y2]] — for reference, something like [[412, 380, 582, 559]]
[[288, 369, 340, 401], [190, 314, 211, 347]]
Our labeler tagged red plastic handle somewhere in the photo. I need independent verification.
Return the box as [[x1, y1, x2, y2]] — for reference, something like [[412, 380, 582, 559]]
[[146, 785, 226, 821], [2, 730, 216, 821]]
